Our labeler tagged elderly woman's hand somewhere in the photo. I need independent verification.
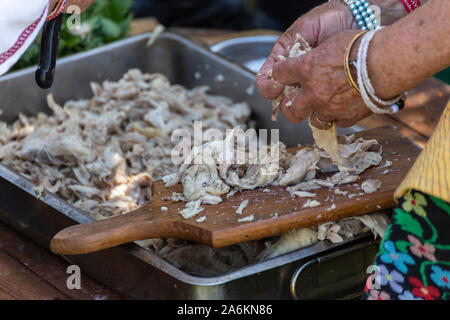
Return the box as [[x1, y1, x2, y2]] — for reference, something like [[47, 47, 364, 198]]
[[256, 0, 356, 100], [49, 0, 94, 13], [271, 30, 373, 128]]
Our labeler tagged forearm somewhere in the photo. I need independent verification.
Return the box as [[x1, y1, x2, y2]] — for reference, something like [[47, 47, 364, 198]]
[[373, 0, 408, 25], [367, 0, 449, 99], [332, 0, 430, 26], [372, 0, 428, 25]]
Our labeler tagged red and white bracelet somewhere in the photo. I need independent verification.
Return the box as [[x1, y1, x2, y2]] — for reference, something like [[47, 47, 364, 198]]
[[399, 0, 421, 14], [46, 0, 68, 21]]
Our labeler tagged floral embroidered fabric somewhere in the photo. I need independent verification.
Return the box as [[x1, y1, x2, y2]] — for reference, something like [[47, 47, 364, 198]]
[[363, 190, 450, 300]]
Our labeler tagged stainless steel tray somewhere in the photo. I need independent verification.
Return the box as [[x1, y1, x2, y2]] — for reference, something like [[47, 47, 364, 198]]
[[210, 35, 280, 73], [0, 32, 376, 299]]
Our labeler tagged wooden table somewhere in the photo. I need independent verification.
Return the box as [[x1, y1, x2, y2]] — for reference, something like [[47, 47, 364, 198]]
[[0, 22, 448, 299], [360, 78, 449, 147], [0, 223, 121, 299]]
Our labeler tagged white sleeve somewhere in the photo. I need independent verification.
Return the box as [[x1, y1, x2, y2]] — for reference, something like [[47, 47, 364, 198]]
[[0, 0, 49, 76]]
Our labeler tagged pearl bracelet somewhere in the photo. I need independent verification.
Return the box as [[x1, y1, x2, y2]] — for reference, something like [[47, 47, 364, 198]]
[[342, 0, 379, 30]]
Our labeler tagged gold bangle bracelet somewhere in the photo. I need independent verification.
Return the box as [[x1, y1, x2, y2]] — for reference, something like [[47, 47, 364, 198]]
[[344, 31, 367, 95]]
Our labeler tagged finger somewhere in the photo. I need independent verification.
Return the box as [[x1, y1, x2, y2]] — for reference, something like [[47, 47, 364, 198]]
[[288, 88, 316, 122], [279, 88, 314, 123], [257, 21, 315, 99], [278, 96, 300, 123], [256, 69, 284, 100], [309, 110, 336, 129], [272, 54, 309, 86], [256, 41, 288, 99], [284, 17, 318, 48]]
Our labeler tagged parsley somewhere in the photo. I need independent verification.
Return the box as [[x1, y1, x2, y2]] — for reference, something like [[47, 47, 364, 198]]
[[12, 0, 133, 71]]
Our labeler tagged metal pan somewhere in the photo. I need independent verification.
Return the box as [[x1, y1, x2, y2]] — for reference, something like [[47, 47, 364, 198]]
[[210, 35, 280, 73], [0, 32, 376, 299]]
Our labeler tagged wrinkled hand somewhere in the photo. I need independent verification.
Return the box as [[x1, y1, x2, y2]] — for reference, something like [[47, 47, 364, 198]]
[[271, 30, 373, 128], [256, 0, 355, 100]]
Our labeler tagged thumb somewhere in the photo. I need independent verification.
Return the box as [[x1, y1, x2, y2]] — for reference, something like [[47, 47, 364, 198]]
[[271, 53, 310, 85]]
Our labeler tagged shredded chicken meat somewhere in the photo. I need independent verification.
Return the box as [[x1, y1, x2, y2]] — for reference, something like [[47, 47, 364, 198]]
[[0, 69, 390, 276], [0, 69, 250, 220], [166, 125, 383, 213], [361, 179, 382, 194]]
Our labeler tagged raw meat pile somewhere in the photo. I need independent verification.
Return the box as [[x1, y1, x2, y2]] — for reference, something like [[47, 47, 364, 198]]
[[164, 126, 384, 220], [0, 70, 250, 220], [0, 69, 388, 276]]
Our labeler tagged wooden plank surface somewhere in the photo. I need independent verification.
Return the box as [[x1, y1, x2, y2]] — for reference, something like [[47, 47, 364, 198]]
[[151, 126, 421, 247], [360, 78, 449, 147], [0, 224, 122, 300], [0, 250, 69, 300], [51, 126, 421, 255]]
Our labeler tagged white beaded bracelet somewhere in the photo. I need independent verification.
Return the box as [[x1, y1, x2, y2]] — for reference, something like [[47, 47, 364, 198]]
[[356, 27, 405, 114]]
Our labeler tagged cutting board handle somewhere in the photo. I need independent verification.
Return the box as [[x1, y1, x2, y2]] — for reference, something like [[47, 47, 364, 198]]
[[50, 208, 176, 255]]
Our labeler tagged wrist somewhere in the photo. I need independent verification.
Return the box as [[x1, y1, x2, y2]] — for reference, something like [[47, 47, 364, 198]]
[[350, 28, 406, 114], [339, 0, 415, 27], [372, 0, 428, 24], [349, 29, 400, 101], [373, 0, 409, 25], [365, 28, 402, 99]]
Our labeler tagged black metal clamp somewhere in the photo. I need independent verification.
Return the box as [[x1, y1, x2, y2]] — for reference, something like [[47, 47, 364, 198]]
[[35, 15, 64, 89]]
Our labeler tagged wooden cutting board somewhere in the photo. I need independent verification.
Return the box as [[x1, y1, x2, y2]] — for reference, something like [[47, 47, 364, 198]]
[[50, 126, 421, 255]]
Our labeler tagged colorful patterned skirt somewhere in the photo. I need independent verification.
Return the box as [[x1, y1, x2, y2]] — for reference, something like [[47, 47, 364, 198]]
[[363, 190, 450, 300]]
